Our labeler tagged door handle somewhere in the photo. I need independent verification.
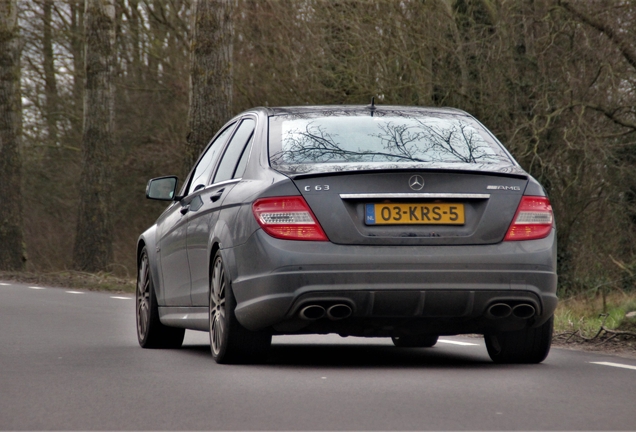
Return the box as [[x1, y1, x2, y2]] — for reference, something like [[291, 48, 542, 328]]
[[210, 189, 225, 202], [180, 205, 190, 215]]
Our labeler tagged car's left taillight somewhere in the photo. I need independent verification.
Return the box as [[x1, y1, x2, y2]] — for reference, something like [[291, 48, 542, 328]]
[[504, 196, 554, 241], [252, 196, 328, 241]]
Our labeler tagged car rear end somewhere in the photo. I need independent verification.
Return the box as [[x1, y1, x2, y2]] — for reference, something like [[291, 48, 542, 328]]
[[230, 106, 557, 343]]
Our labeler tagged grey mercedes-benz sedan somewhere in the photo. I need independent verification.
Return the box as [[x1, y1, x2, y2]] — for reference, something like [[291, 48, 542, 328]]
[[136, 105, 557, 364]]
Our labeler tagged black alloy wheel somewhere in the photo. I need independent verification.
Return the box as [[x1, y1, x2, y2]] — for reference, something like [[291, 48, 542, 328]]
[[209, 251, 271, 364], [484, 316, 553, 364], [391, 334, 439, 348], [136, 247, 185, 348]]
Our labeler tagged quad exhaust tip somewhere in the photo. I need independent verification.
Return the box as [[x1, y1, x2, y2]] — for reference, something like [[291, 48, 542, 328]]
[[299, 305, 326, 320], [512, 304, 536, 319], [327, 304, 352, 320], [486, 303, 512, 319]]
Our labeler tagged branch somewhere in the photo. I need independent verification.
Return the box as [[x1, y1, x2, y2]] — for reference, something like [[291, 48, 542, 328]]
[[560, 1, 636, 70], [601, 326, 636, 338], [594, 333, 618, 347], [578, 328, 597, 341], [572, 102, 636, 131]]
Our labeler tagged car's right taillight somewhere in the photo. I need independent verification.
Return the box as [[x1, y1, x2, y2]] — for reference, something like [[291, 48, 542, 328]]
[[252, 196, 328, 241], [504, 196, 554, 241]]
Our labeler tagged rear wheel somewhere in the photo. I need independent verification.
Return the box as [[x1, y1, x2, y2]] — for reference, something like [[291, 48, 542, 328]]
[[209, 251, 271, 364], [485, 316, 553, 364], [391, 334, 439, 348], [136, 247, 185, 348]]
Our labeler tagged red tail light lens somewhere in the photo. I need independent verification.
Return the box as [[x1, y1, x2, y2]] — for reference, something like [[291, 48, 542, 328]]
[[252, 196, 328, 241], [504, 196, 554, 241]]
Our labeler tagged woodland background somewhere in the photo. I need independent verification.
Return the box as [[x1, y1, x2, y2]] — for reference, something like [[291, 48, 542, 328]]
[[1, 0, 635, 298]]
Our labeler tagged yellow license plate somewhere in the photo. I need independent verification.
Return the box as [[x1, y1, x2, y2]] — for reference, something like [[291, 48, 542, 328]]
[[365, 203, 465, 225]]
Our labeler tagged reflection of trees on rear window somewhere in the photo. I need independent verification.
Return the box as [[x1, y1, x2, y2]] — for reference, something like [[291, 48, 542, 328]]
[[270, 117, 509, 165]]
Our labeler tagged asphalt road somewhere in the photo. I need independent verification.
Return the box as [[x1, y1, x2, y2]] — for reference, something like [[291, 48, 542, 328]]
[[1, 281, 636, 431]]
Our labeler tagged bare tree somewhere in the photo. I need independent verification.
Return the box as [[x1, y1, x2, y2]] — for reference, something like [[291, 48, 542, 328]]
[[70, 0, 85, 120], [41, 0, 58, 145], [184, 0, 234, 171], [72, 0, 116, 272], [0, 0, 25, 270], [8, 0, 635, 293]]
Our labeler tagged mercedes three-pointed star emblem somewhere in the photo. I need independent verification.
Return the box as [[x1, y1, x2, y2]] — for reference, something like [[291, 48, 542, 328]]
[[409, 175, 425, 191]]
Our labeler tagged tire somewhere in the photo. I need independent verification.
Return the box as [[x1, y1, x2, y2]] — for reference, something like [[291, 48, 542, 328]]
[[391, 334, 439, 348], [136, 247, 185, 348], [485, 316, 553, 364], [209, 251, 271, 364]]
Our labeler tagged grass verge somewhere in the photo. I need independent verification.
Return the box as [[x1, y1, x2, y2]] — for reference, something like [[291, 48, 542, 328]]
[[0, 270, 135, 293], [554, 290, 636, 354]]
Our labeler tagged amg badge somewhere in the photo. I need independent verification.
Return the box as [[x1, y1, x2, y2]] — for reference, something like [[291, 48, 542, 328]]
[[487, 185, 521, 191]]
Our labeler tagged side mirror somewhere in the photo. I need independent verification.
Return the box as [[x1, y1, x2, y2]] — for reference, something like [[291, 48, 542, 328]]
[[146, 176, 178, 201]]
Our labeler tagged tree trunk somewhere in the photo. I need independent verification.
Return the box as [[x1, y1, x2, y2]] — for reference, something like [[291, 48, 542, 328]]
[[0, 0, 25, 270], [184, 0, 234, 172], [42, 0, 58, 145], [127, 0, 141, 84], [72, 0, 115, 272], [70, 0, 85, 127]]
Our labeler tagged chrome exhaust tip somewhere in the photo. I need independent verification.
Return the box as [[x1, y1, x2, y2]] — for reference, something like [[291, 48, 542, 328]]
[[299, 305, 326, 320], [486, 303, 512, 319], [512, 304, 536, 319], [327, 304, 352, 320]]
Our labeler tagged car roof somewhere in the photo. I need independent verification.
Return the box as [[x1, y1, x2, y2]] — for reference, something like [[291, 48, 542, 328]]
[[243, 105, 471, 117]]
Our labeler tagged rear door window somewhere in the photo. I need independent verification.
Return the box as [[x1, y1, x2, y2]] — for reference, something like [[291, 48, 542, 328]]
[[187, 124, 235, 195], [213, 118, 255, 184]]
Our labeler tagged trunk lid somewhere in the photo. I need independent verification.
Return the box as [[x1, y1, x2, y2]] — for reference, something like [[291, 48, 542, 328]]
[[291, 170, 528, 246]]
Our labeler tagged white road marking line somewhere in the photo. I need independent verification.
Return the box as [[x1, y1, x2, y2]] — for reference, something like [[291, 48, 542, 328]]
[[590, 361, 636, 371], [437, 339, 480, 346], [65, 291, 84, 294], [0, 283, 11, 286], [110, 296, 132, 300], [29, 286, 46, 290]]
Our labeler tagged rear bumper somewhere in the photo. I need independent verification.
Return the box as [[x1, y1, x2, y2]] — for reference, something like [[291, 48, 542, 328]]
[[229, 229, 557, 334]]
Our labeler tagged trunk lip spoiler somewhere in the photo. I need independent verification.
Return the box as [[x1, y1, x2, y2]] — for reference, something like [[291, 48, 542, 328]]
[[277, 166, 529, 180]]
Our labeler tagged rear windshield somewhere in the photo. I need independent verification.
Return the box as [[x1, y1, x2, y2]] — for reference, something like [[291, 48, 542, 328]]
[[268, 111, 512, 171]]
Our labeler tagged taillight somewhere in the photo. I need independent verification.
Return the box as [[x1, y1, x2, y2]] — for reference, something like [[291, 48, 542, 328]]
[[504, 196, 554, 241], [252, 196, 328, 241]]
